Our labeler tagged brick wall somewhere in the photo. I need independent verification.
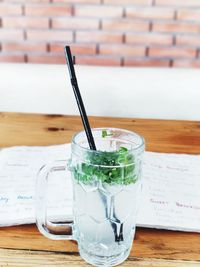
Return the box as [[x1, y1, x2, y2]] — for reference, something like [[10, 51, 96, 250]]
[[0, 0, 200, 67]]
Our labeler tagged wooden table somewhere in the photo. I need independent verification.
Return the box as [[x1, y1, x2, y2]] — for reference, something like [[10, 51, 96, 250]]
[[0, 112, 200, 267]]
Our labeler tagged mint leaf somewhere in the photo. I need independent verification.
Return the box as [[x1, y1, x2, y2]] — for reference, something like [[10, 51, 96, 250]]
[[102, 129, 113, 138], [74, 148, 137, 185], [73, 131, 137, 185], [118, 147, 128, 152]]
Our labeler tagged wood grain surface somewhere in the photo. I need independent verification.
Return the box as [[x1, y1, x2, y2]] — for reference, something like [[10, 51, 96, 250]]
[[0, 112, 200, 266], [1, 248, 200, 267]]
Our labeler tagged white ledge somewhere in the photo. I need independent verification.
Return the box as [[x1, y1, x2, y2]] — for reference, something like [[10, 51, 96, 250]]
[[0, 63, 199, 120]]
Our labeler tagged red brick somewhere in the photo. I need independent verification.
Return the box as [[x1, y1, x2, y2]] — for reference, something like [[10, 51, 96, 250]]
[[75, 55, 121, 66], [124, 58, 170, 67], [5, 0, 49, 2], [25, 4, 72, 16], [52, 17, 99, 30], [27, 54, 66, 64], [2, 42, 47, 52], [155, 0, 200, 7], [100, 44, 145, 57], [75, 5, 123, 18], [173, 60, 200, 68], [50, 43, 96, 54], [149, 47, 196, 58], [104, 0, 151, 5], [0, 53, 25, 63], [0, 4, 22, 15], [153, 22, 200, 34], [102, 19, 149, 32], [126, 7, 174, 20], [53, 0, 100, 3], [176, 35, 200, 46], [0, 30, 23, 41], [2, 17, 49, 29], [126, 33, 172, 45], [76, 31, 123, 43], [27, 30, 73, 42], [49, 43, 65, 53], [177, 10, 200, 21]]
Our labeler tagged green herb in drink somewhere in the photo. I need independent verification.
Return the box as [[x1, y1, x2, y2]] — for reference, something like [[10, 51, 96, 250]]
[[102, 129, 113, 138], [74, 130, 137, 185]]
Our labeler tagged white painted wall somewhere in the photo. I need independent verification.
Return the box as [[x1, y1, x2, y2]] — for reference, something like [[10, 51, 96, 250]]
[[0, 63, 199, 120]]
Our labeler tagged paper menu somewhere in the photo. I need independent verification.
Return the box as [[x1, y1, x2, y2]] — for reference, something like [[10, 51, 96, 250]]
[[0, 144, 72, 226], [0, 144, 200, 232], [137, 152, 200, 232]]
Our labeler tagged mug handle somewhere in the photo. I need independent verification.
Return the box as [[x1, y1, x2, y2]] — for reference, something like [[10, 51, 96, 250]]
[[35, 160, 75, 240]]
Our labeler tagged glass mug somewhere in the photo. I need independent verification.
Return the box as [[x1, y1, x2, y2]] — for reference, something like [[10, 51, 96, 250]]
[[36, 128, 145, 266]]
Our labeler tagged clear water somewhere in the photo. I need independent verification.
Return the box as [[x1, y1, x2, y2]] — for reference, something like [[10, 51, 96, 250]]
[[72, 179, 141, 266]]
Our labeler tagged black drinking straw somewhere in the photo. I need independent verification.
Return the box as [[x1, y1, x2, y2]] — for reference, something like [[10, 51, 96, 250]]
[[64, 46, 96, 151], [64, 46, 123, 242]]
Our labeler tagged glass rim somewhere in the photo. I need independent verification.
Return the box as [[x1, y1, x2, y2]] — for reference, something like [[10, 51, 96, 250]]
[[71, 127, 145, 155]]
